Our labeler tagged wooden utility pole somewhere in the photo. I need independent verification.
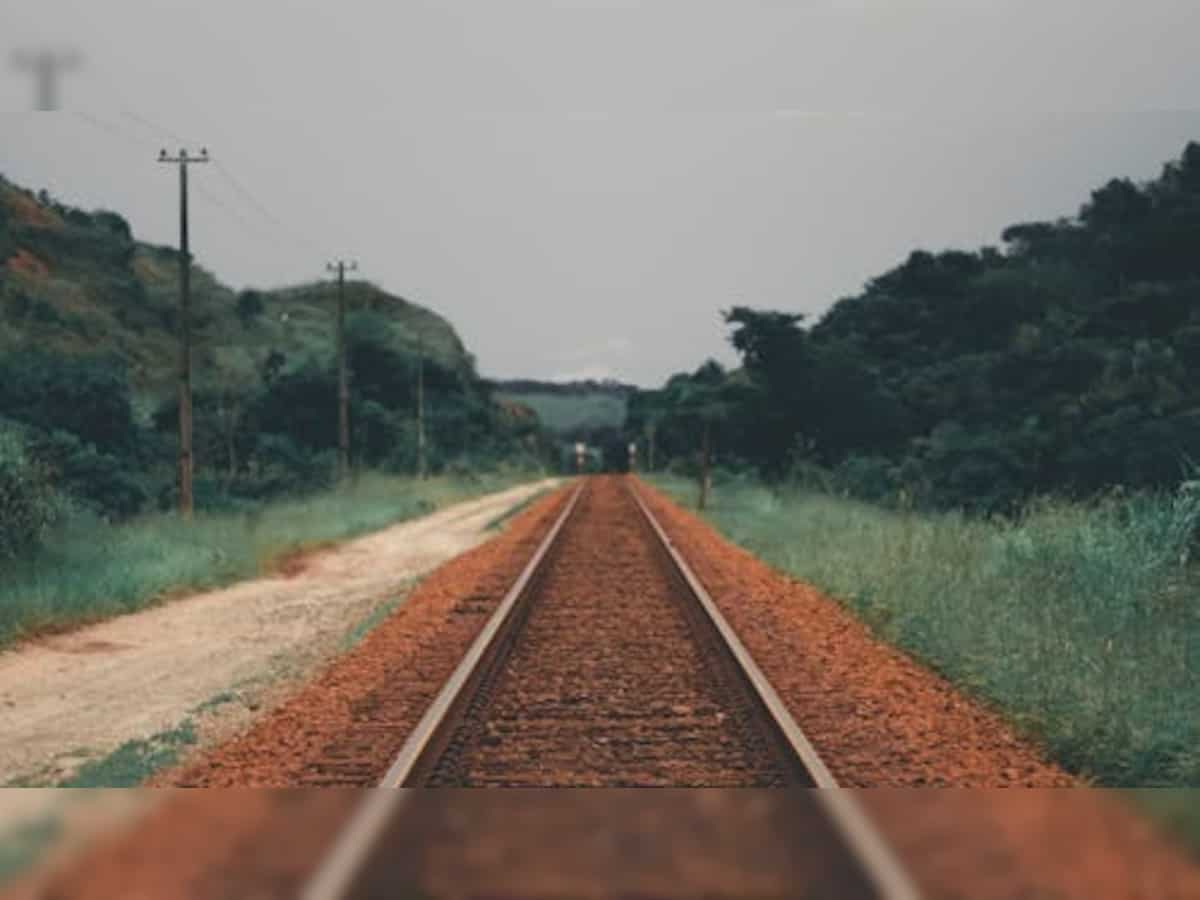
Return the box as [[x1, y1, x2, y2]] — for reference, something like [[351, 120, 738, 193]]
[[159, 147, 209, 519], [326, 260, 357, 482], [698, 420, 712, 511], [415, 332, 427, 479]]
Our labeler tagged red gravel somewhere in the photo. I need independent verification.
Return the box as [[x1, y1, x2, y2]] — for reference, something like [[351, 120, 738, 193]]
[[422, 478, 803, 787], [636, 479, 1074, 788], [157, 485, 572, 787]]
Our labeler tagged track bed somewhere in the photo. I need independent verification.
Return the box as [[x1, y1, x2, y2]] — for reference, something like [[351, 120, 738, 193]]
[[416, 477, 801, 786]]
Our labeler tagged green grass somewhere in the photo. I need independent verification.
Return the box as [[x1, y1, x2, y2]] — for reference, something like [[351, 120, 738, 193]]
[[485, 488, 552, 531], [0, 815, 61, 886], [650, 474, 1200, 787], [0, 471, 532, 649], [57, 720, 198, 788], [340, 583, 416, 651]]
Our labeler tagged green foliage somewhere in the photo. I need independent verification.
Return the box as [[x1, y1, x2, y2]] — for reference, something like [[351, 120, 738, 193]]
[[0, 472, 533, 648], [26, 428, 153, 518], [236, 289, 264, 326], [0, 350, 138, 451], [635, 142, 1200, 512], [0, 814, 61, 885], [1, 172, 543, 520], [653, 474, 1200, 786], [58, 720, 198, 787], [0, 425, 62, 559]]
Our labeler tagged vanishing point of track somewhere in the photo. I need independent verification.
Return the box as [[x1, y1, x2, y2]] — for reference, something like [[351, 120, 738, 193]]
[[303, 476, 921, 899]]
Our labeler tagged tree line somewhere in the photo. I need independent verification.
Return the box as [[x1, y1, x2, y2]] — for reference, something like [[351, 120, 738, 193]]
[[629, 142, 1200, 513]]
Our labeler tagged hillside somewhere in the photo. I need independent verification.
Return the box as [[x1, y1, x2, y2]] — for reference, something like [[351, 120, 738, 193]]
[[0, 176, 469, 406], [493, 379, 635, 436], [0, 174, 547, 527]]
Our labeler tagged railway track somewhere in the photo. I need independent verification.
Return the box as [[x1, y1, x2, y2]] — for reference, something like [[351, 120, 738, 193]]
[[302, 476, 921, 899]]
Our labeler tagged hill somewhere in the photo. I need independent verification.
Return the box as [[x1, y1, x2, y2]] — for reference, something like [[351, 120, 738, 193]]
[[0, 174, 546, 528], [0, 176, 469, 403], [493, 379, 635, 436]]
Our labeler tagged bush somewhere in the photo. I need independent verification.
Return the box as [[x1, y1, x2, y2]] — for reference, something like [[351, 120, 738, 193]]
[[0, 350, 138, 452], [27, 429, 150, 519], [239, 433, 334, 498], [831, 454, 901, 503], [0, 426, 62, 559], [236, 290, 264, 327]]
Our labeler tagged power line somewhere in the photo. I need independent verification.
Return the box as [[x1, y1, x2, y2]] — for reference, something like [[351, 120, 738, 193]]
[[70, 112, 270, 242], [114, 106, 328, 255], [121, 108, 197, 149], [211, 159, 326, 255], [73, 110, 141, 147]]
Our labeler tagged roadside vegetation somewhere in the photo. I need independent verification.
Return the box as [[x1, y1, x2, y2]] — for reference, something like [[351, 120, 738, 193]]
[[0, 471, 530, 650], [650, 472, 1200, 787], [0, 174, 560, 645]]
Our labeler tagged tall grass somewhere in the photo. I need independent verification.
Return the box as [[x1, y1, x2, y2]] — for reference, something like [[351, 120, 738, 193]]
[[650, 474, 1200, 787], [0, 471, 534, 649]]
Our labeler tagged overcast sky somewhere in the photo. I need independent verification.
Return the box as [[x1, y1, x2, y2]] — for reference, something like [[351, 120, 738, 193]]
[[3, 1, 1198, 386]]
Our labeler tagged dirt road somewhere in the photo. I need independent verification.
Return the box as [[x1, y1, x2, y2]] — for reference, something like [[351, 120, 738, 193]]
[[0, 479, 556, 787]]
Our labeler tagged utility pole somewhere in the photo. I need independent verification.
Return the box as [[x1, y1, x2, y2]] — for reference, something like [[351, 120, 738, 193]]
[[159, 147, 209, 519], [326, 260, 357, 483], [698, 419, 712, 511], [12, 48, 80, 110], [415, 332, 427, 479]]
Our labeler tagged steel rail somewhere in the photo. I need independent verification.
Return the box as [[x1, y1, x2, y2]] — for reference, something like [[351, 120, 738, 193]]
[[627, 479, 922, 900], [304, 476, 922, 900], [380, 480, 585, 788], [302, 481, 585, 900]]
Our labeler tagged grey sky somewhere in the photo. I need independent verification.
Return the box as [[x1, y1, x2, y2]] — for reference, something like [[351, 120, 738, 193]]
[[3, 1, 1198, 386]]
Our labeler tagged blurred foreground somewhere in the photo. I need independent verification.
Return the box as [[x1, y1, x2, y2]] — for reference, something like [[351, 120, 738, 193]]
[[1, 788, 1198, 899]]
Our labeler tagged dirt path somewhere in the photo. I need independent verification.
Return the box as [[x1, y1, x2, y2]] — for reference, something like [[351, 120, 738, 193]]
[[0, 479, 556, 787]]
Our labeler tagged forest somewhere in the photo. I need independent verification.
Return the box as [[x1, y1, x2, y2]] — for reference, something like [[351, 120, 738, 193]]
[[630, 142, 1200, 514]]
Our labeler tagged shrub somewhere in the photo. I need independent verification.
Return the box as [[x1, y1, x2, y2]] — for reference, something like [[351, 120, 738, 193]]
[[831, 454, 901, 503], [236, 290, 264, 327], [27, 429, 149, 519], [0, 425, 61, 559], [240, 433, 333, 498], [0, 350, 138, 452]]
